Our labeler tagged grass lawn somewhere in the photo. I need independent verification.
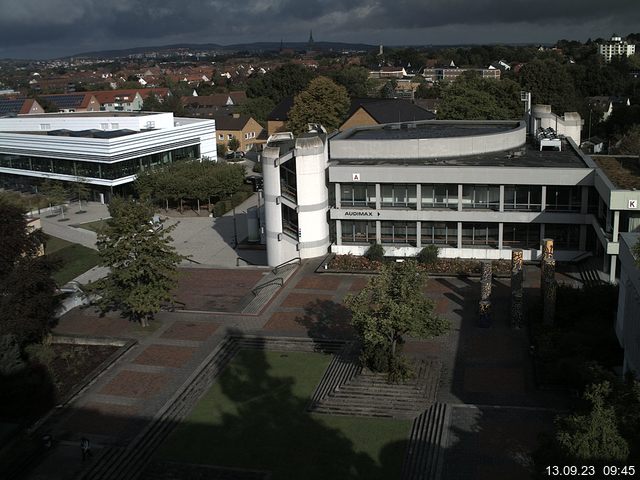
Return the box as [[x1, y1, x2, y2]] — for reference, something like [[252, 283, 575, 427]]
[[77, 219, 109, 233], [45, 236, 100, 285], [156, 350, 410, 480]]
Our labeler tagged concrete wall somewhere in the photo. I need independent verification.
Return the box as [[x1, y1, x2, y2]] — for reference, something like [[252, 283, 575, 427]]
[[617, 233, 640, 378], [7, 112, 174, 131], [330, 121, 526, 160]]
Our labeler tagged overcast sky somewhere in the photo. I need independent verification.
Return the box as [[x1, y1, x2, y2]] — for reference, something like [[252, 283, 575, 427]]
[[0, 0, 638, 59]]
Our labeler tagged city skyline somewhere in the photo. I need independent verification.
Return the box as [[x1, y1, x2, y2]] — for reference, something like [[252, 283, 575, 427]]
[[0, 0, 638, 59]]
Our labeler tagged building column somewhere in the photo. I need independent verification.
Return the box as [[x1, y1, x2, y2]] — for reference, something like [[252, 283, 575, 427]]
[[457, 221, 463, 249], [416, 221, 421, 248], [336, 220, 342, 246], [610, 254, 617, 283], [335, 183, 341, 209], [581, 186, 589, 214], [375, 184, 381, 210], [499, 185, 505, 212], [540, 224, 545, 248], [416, 184, 421, 211], [458, 184, 463, 211], [498, 222, 504, 250], [541, 186, 547, 211], [376, 220, 381, 244], [613, 210, 620, 242]]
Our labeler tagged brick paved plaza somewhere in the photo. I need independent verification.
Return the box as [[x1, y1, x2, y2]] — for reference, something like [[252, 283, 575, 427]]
[[23, 261, 569, 480]]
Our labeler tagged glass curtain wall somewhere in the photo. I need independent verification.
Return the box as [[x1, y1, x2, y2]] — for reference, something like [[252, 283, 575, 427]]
[[462, 185, 500, 210], [341, 220, 377, 244], [421, 184, 458, 209]]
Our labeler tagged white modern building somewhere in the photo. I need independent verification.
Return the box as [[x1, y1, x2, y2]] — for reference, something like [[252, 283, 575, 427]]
[[598, 34, 636, 63], [616, 233, 640, 378], [0, 111, 216, 200], [261, 110, 640, 280]]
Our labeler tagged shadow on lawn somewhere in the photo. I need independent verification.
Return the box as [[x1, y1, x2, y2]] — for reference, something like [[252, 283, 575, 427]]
[[5, 331, 410, 480], [159, 343, 407, 480]]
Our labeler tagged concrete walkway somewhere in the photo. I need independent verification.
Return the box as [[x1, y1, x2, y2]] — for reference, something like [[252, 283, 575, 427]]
[[39, 202, 110, 251]]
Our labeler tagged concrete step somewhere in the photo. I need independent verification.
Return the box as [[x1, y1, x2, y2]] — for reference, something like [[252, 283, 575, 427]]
[[401, 403, 450, 480]]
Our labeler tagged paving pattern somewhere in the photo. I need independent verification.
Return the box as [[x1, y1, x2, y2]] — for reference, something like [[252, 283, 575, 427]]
[[21, 261, 571, 480]]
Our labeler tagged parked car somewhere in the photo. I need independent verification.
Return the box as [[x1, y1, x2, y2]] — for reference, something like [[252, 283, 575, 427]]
[[245, 174, 263, 192], [225, 151, 245, 160]]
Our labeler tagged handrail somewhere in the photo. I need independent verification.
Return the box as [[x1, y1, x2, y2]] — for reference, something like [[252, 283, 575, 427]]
[[272, 256, 301, 274], [184, 256, 202, 265], [252, 277, 283, 296], [236, 256, 257, 266]]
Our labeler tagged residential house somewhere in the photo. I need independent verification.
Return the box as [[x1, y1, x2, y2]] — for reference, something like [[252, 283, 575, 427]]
[[0, 98, 44, 116], [369, 66, 408, 79], [38, 93, 100, 112], [183, 92, 247, 117], [214, 113, 264, 152], [266, 97, 435, 136]]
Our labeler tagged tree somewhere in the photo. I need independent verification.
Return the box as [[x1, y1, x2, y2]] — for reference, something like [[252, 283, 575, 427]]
[[438, 73, 523, 120], [616, 124, 640, 155], [40, 180, 67, 218], [518, 59, 580, 113], [246, 64, 316, 104], [287, 76, 350, 134], [330, 66, 370, 98], [142, 93, 163, 112], [555, 382, 630, 464], [381, 80, 397, 98], [0, 195, 58, 345], [344, 261, 450, 379], [71, 177, 90, 212], [228, 137, 241, 153], [91, 198, 184, 327], [239, 97, 275, 126]]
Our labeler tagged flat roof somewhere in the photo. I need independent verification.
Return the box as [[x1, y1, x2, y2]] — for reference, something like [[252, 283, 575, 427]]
[[331, 138, 589, 168], [17, 111, 163, 118], [593, 156, 640, 189], [337, 121, 520, 141]]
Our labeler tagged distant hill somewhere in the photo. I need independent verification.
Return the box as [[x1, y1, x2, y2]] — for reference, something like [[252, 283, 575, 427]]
[[72, 41, 378, 59]]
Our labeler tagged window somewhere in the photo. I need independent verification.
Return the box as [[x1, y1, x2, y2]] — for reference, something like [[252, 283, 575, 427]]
[[461, 223, 499, 248], [544, 224, 580, 250], [341, 221, 376, 244], [340, 183, 376, 208], [39, 123, 51, 131], [380, 184, 417, 209], [218, 134, 224, 140], [422, 184, 457, 209], [282, 205, 298, 239], [101, 123, 109, 130], [546, 187, 581, 212], [227, 134, 233, 140], [504, 185, 542, 211], [280, 159, 297, 202], [462, 185, 500, 210], [421, 222, 457, 247], [111, 123, 119, 129], [380, 221, 417, 246], [503, 223, 540, 249]]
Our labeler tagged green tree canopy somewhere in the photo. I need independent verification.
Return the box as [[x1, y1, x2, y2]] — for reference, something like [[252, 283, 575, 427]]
[[287, 76, 350, 134], [518, 59, 580, 113], [616, 124, 640, 155], [91, 198, 184, 327], [239, 96, 276, 125], [344, 260, 449, 377], [438, 73, 523, 120], [246, 64, 316, 104], [329, 66, 370, 98], [0, 194, 58, 345]]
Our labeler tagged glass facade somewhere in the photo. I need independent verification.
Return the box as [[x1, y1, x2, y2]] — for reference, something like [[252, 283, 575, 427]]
[[0, 145, 199, 182], [341, 220, 376, 244], [421, 184, 458, 209], [503, 223, 541, 249], [546, 186, 581, 212], [380, 184, 417, 209], [282, 204, 298, 239], [504, 185, 542, 211], [462, 185, 500, 210], [380, 221, 417, 245], [340, 183, 376, 208], [461, 223, 499, 247], [421, 222, 458, 247], [280, 159, 297, 202], [545, 224, 580, 250]]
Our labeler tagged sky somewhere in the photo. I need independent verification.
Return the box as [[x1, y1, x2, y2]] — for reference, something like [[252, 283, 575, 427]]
[[0, 0, 638, 59]]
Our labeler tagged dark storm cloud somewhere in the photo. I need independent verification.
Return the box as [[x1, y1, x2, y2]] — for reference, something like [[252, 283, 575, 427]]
[[0, 0, 638, 58]]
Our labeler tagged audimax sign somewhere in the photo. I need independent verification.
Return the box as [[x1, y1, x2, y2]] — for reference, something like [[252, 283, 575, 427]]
[[344, 211, 381, 217]]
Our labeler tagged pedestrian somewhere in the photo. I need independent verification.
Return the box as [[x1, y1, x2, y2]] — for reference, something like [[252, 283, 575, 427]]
[[80, 437, 92, 461]]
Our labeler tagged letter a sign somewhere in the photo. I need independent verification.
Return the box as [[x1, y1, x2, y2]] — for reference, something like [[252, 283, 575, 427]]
[[352, 173, 361, 182]]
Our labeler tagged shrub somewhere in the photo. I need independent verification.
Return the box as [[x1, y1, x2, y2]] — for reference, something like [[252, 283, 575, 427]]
[[252, 161, 262, 173], [417, 245, 439, 265], [364, 243, 385, 262]]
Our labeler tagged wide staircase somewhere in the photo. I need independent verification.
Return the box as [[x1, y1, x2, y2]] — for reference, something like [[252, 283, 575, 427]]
[[400, 403, 450, 480], [310, 356, 442, 419], [237, 258, 300, 315]]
